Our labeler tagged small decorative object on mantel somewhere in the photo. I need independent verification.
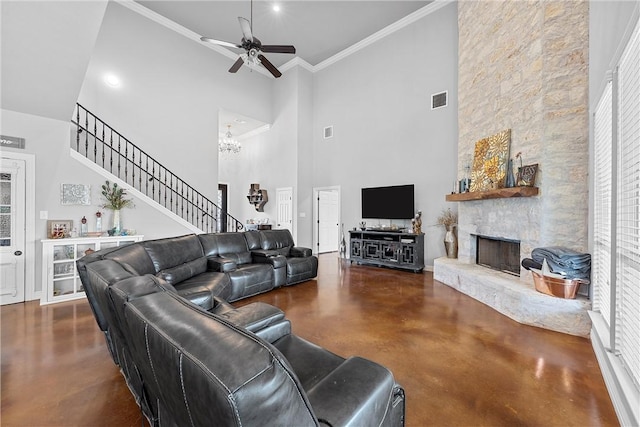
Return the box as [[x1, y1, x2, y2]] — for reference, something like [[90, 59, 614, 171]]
[[470, 129, 511, 192], [437, 208, 458, 258], [505, 158, 516, 188], [514, 152, 538, 187], [101, 180, 134, 235]]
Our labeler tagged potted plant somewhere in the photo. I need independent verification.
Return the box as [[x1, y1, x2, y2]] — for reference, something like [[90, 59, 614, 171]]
[[100, 180, 133, 235], [437, 208, 458, 258]]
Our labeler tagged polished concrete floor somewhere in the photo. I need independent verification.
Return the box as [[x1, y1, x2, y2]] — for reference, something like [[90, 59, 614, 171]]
[[1, 254, 618, 426]]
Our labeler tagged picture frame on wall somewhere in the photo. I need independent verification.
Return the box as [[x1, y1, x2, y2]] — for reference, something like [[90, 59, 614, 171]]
[[60, 184, 91, 205], [47, 220, 73, 239]]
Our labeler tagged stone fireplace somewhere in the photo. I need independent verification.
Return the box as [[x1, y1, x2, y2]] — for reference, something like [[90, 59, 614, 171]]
[[475, 235, 520, 276], [433, 1, 591, 337]]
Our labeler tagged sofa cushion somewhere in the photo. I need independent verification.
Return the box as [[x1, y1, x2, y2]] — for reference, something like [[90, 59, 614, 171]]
[[286, 257, 318, 285], [198, 233, 219, 257], [158, 257, 207, 285], [173, 272, 232, 310], [123, 292, 318, 427], [259, 229, 295, 256], [104, 243, 156, 275], [227, 264, 274, 301], [142, 234, 204, 272], [243, 231, 262, 250]]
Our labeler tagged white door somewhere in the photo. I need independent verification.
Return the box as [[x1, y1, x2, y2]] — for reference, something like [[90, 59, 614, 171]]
[[276, 187, 293, 233], [318, 190, 340, 253], [0, 158, 26, 305]]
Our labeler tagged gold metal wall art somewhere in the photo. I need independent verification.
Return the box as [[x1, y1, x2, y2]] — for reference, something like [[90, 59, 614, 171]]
[[469, 129, 511, 192]]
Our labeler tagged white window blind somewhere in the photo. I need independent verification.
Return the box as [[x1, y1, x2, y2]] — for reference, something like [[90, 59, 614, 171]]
[[616, 15, 640, 388], [593, 81, 612, 325]]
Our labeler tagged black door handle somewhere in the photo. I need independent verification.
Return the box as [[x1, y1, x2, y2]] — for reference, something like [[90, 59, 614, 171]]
[[14, 250, 23, 256]]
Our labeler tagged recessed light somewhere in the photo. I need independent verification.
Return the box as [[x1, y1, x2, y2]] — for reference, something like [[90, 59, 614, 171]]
[[234, 118, 247, 124], [104, 73, 121, 88], [272, 4, 280, 12]]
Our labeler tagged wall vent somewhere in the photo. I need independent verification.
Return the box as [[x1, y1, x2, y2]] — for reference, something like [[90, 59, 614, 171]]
[[431, 91, 448, 109], [323, 125, 334, 139]]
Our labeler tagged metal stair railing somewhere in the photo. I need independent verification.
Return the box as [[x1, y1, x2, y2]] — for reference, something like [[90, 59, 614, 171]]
[[71, 103, 243, 233]]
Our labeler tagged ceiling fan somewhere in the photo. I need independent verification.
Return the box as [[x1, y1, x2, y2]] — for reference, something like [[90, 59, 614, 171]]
[[200, 1, 296, 78]]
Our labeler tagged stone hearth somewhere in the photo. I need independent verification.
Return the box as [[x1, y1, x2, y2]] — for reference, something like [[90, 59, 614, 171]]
[[434, 258, 591, 337]]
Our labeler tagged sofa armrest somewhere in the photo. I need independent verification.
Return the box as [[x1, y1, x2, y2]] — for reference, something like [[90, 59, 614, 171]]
[[306, 357, 398, 427], [291, 246, 312, 257], [207, 256, 237, 272], [252, 251, 287, 269]]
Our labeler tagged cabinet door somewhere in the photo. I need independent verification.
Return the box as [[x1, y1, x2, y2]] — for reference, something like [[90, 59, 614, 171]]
[[351, 240, 362, 258], [364, 241, 381, 259], [400, 244, 416, 264]]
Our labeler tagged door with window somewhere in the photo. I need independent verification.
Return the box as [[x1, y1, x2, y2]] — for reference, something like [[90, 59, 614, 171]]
[[1, 158, 26, 305]]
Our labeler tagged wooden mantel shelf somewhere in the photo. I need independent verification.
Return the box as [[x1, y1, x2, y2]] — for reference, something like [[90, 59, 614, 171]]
[[445, 186, 539, 202]]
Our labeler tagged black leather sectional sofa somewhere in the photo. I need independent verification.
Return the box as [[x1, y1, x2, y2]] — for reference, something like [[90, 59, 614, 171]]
[[77, 229, 405, 426]]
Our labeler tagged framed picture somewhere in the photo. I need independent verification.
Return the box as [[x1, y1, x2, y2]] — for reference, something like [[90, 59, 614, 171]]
[[517, 163, 538, 187], [60, 184, 91, 205], [47, 220, 73, 239]]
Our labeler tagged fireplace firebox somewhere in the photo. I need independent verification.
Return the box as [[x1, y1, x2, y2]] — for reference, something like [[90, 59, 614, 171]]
[[475, 235, 520, 276]]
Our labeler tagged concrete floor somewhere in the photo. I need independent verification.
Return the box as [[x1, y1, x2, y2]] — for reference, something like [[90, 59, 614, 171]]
[[1, 253, 619, 426]]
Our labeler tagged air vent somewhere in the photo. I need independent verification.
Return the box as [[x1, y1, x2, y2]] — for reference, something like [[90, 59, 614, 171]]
[[323, 125, 334, 139], [431, 91, 448, 110]]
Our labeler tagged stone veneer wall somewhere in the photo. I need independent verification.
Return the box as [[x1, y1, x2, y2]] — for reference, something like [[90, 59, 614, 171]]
[[456, 1, 589, 277]]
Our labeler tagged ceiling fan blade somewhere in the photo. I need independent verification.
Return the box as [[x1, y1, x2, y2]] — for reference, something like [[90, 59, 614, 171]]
[[261, 45, 296, 54], [258, 54, 282, 78], [238, 17, 253, 42], [229, 57, 244, 73], [200, 37, 242, 49]]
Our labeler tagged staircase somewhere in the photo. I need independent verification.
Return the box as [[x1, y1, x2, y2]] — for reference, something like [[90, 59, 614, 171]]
[[71, 103, 243, 233]]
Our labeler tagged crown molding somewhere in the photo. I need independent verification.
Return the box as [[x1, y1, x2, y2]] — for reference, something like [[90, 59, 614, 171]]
[[314, 0, 454, 72], [116, 0, 453, 77], [115, 0, 272, 79]]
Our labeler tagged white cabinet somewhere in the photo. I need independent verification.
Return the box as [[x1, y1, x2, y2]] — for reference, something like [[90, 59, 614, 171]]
[[41, 235, 143, 305]]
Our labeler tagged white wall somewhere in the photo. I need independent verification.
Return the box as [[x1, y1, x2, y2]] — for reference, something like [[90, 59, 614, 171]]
[[1, 109, 195, 296], [78, 2, 273, 202], [312, 3, 459, 267]]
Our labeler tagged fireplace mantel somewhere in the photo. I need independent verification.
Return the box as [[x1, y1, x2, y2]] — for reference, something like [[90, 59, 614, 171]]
[[445, 186, 539, 202]]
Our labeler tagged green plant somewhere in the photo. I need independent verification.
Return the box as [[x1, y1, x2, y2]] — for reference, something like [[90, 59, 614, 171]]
[[100, 180, 134, 210], [437, 208, 458, 227]]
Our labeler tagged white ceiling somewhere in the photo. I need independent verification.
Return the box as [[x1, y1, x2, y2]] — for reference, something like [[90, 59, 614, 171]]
[[137, 1, 432, 68], [134, 0, 433, 137]]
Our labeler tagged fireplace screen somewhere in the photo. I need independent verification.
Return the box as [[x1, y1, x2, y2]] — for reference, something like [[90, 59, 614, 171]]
[[476, 235, 520, 276]]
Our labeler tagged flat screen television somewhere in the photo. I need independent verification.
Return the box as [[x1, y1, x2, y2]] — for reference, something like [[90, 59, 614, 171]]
[[361, 184, 415, 219]]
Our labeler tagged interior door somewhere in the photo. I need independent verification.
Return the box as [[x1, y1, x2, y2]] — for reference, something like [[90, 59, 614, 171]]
[[276, 187, 293, 233], [1, 158, 26, 305], [318, 190, 340, 253], [217, 183, 228, 232]]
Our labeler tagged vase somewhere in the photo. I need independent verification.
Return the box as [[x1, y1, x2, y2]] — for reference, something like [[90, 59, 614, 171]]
[[339, 224, 347, 258], [112, 209, 121, 235], [444, 224, 458, 259], [505, 159, 516, 188]]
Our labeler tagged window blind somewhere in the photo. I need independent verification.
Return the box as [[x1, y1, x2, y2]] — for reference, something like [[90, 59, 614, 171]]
[[615, 15, 640, 389], [593, 81, 612, 325]]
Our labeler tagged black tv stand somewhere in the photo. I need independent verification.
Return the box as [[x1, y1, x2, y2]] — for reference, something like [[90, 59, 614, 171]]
[[349, 230, 424, 273]]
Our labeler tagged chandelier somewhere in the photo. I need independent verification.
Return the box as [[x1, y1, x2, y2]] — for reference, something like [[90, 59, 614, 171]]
[[219, 125, 241, 155]]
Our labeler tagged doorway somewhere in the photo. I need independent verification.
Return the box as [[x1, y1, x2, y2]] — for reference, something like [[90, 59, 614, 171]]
[[275, 187, 293, 234], [313, 186, 341, 254], [1, 154, 33, 305], [217, 183, 228, 232]]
